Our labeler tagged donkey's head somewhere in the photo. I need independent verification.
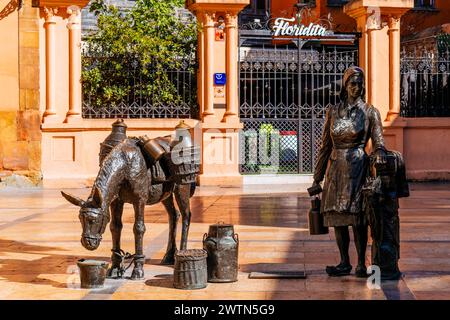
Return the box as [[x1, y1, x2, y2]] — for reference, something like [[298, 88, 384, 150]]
[[61, 186, 109, 250]]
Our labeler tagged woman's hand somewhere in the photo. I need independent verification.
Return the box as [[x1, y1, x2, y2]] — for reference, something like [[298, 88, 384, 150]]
[[312, 180, 321, 188], [374, 148, 387, 166], [308, 180, 323, 196]]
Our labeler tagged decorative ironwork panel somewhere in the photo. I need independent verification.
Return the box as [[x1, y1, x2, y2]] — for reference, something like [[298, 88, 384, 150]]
[[312, 120, 325, 170], [300, 120, 312, 173], [82, 57, 198, 119], [400, 48, 450, 117], [239, 32, 358, 174], [240, 119, 300, 174]]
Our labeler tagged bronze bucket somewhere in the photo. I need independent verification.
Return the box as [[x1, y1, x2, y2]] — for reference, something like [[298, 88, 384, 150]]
[[173, 249, 208, 290], [77, 259, 109, 289], [203, 222, 239, 283]]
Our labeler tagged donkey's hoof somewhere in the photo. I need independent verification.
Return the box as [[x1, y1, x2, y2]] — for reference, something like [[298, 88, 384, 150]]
[[160, 254, 175, 265], [107, 266, 123, 279], [130, 268, 144, 280]]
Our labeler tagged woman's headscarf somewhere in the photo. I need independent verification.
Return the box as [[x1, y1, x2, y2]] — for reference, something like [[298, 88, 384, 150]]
[[339, 66, 366, 102]]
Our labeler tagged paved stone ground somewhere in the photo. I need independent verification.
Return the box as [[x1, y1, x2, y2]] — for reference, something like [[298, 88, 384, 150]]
[[0, 182, 449, 300]]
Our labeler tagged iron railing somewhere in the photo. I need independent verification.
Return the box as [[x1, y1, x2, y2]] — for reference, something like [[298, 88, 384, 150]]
[[238, 35, 358, 174], [81, 55, 198, 119], [400, 48, 450, 117]]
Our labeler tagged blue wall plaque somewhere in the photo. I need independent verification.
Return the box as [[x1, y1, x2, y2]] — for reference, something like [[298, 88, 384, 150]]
[[214, 73, 226, 85]]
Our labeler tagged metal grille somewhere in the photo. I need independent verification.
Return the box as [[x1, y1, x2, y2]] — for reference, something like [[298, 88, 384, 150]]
[[239, 36, 358, 174], [82, 57, 198, 119], [400, 48, 450, 117]]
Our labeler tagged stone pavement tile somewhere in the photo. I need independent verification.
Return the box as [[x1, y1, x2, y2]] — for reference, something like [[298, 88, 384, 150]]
[[403, 275, 450, 292], [305, 276, 369, 292], [413, 291, 450, 300], [243, 251, 305, 259], [0, 183, 449, 300], [269, 291, 346, 300], [112, 291, 192, 300], [344, 290, 386, 300], [0, 210, 38, 223], [188, 291, 268, 300], [304, 252, 340, 264], [380, 280, 416, 300], [83, 293, 113, 300], [2, 282, 89, 299], [239, 263, 305, 274], [226, 276, 307, 292]]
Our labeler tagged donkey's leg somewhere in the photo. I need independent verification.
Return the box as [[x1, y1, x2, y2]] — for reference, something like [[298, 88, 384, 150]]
[[174, 183, 192, 251], [130, 199, 146, 280], [107, 199, 124, 279], [161, 194, 180, 265]]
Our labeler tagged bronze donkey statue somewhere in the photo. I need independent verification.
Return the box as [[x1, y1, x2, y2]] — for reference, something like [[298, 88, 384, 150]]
[[61, 120, 199, 280]]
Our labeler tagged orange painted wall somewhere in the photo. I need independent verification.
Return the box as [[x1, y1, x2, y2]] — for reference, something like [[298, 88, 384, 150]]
[[0, 0, 41, 185], [270, 0, 356, 33], [402, 0, 450, 36]]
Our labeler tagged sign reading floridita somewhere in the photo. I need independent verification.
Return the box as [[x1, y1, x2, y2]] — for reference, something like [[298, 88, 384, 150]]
[[272, 17, 333, 37]]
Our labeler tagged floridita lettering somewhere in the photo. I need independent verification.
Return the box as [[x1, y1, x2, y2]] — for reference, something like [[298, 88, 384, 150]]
[[272, 17, 330, 37]]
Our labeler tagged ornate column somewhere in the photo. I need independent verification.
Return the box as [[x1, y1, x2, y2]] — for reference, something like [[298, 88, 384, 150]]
[[366, 12, 381, 107], [203, 11, 215, 120], [344, 0, 414, 122], [197, 14, 205, 116], [222, 12, 239, 123], [386, 15, 401, 121], [65, 5, 82, 123], [42, 7, 58, 123]]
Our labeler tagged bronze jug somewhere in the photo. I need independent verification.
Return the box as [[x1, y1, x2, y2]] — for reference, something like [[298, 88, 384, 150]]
[[308, 197, 328, 235], [307, 184, 328, 235], [139, 135, 165, 162], [99, 119, 127, 165], [203, 222, 239, 283], [170, 120, 193, 149]]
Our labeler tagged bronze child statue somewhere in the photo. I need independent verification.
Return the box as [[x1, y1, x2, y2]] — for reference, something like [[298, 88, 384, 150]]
[[312, 66, 387, 277], [363, 150, 409, 280]]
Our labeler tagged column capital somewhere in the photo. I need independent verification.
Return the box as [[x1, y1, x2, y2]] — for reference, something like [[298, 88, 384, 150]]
[[42, 7, 58, 23], [67, 5, 81, 30], [366, 10, 382, 30], [225, 13, 238, 28], [203, 11, 216, 27], [387, 15, 401, 31]]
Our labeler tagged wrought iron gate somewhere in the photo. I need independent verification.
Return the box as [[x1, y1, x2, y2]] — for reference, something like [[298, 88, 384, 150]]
[[238, 33, 358, 174]]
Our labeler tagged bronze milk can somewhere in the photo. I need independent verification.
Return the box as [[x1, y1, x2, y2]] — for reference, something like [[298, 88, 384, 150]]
[[139, 135, 165, 162], [203, 222, 239, 283], [171, 120, 193, 149], [99, 119, 127, 165]]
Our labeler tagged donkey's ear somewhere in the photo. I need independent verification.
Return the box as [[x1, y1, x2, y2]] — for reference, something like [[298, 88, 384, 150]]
[[92, 186, 103, 208], [61, 191, 85, 207]]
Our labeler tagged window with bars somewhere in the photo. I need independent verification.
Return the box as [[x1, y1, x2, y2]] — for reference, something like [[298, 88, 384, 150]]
[[414, 0, 436, 8]]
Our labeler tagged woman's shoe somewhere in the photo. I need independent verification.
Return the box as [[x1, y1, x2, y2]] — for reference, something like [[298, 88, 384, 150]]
[[325, 263, 352, 277], [355, 264, 368, 278]]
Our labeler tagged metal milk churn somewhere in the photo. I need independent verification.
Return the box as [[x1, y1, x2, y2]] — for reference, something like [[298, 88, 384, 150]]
[[170, 120, 193, 149], [203, 222, 239, 283], [99, 119, 127, 165], [139, 135, 165, 162], [307, 184, 329, 235]]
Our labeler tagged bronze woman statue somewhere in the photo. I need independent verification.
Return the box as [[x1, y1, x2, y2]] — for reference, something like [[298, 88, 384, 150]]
[[312, 66, 386, 277]]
